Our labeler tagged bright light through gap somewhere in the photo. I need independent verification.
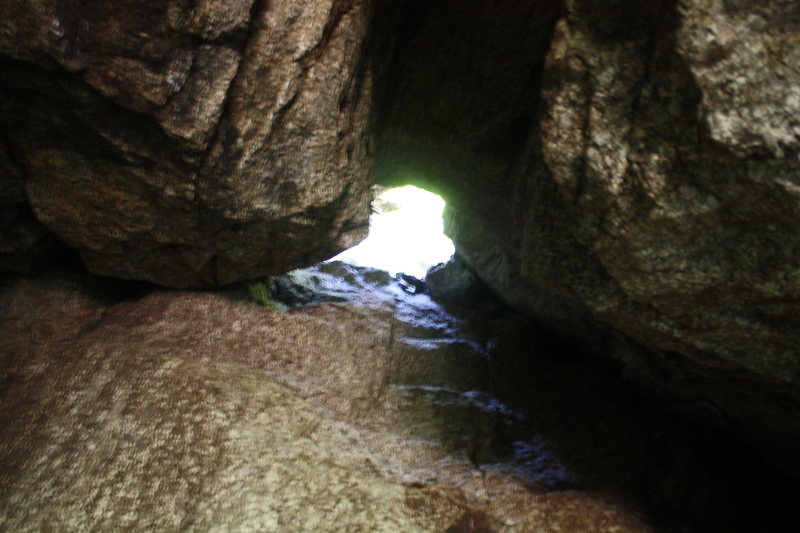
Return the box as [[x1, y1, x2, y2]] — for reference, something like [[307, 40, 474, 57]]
[[330, 185, 455, 278]]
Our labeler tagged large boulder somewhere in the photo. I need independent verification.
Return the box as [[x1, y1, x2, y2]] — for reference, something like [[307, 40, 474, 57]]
[[528, 0, 800, 470], [376, 0, 800, 472], [0, 0, 375, 286], [534, 0, 800, 382], [426, 256, 488, 305], [374, 0, 608, 348]]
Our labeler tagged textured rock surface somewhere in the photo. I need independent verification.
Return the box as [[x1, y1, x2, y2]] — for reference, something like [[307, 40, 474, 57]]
[[3, 0, 800, 483], [532, 0, 800, 470], [375, 0, 610, 354], [426, 256, 487, 305], [0, 0, 375, 286], [0, 273, 665, 532], [5, 271, 798, 531], [376, 0, 800, 473], [536, 0, 800, 378]]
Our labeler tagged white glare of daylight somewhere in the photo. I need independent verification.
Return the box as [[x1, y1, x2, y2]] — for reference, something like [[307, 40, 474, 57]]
[[330, 185, 455, 278]]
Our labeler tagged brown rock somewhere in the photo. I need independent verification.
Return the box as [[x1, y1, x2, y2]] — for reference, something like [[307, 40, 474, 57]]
[[2, 0, 800, 486], [374, 0, 800, 474], [0, 0, 374, 286], [531, 0, 800, 470], [0, 273, 663, 532]]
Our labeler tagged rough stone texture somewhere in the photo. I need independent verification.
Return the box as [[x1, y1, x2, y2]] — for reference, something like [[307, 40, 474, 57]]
[[532, 0, 800, 470], [0, 120, 69, 273], [2, 0, 800, 484], [374, 0, 613, 356], [375, 0, 800, 474], [0, 0, 375, 286], [537, 0, 800, 378], [6, 271, 798, 531], [0, 273, 671, 532], [678, 0, 800, 158], [426, 256, 487, 305]]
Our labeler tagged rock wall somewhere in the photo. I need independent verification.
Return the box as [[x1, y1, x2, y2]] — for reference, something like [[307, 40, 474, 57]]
[[5, 269, 797, 531], [0, 0, 376, 287], [376, 0, 800, 472], [532, 0, 800, 469], [374, 0, 612, 351]]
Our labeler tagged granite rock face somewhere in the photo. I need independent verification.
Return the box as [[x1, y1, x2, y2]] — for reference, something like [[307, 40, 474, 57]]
[[532, 0, 800, 468], [5, 271, 793, 531], [2, 0, 800, 477], [376, 0, 800, 472], [0, 0, 375, 286], [536, 0, 800, 378], [0, 273, 669, 532], [426, 256, 487, 305], [375, 0, 611, 355]]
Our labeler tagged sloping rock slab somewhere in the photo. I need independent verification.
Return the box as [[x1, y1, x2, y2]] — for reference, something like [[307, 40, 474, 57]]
[[0, 273, 659, 532], [5, 270, 799, 530]]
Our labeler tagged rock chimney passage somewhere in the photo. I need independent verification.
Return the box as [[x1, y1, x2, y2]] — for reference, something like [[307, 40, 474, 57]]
[[330, 185, 454, 279]]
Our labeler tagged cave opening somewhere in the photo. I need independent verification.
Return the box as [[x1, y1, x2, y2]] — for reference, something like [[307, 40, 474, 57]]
[[330, 184, 455, 279]]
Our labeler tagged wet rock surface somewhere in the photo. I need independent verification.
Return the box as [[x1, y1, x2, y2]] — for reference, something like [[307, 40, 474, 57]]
[[2, 267, 798, 531]]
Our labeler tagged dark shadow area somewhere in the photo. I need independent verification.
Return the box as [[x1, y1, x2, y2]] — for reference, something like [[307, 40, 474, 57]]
[[455, 304, 800, 533], [35, 259, 157, 305]]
